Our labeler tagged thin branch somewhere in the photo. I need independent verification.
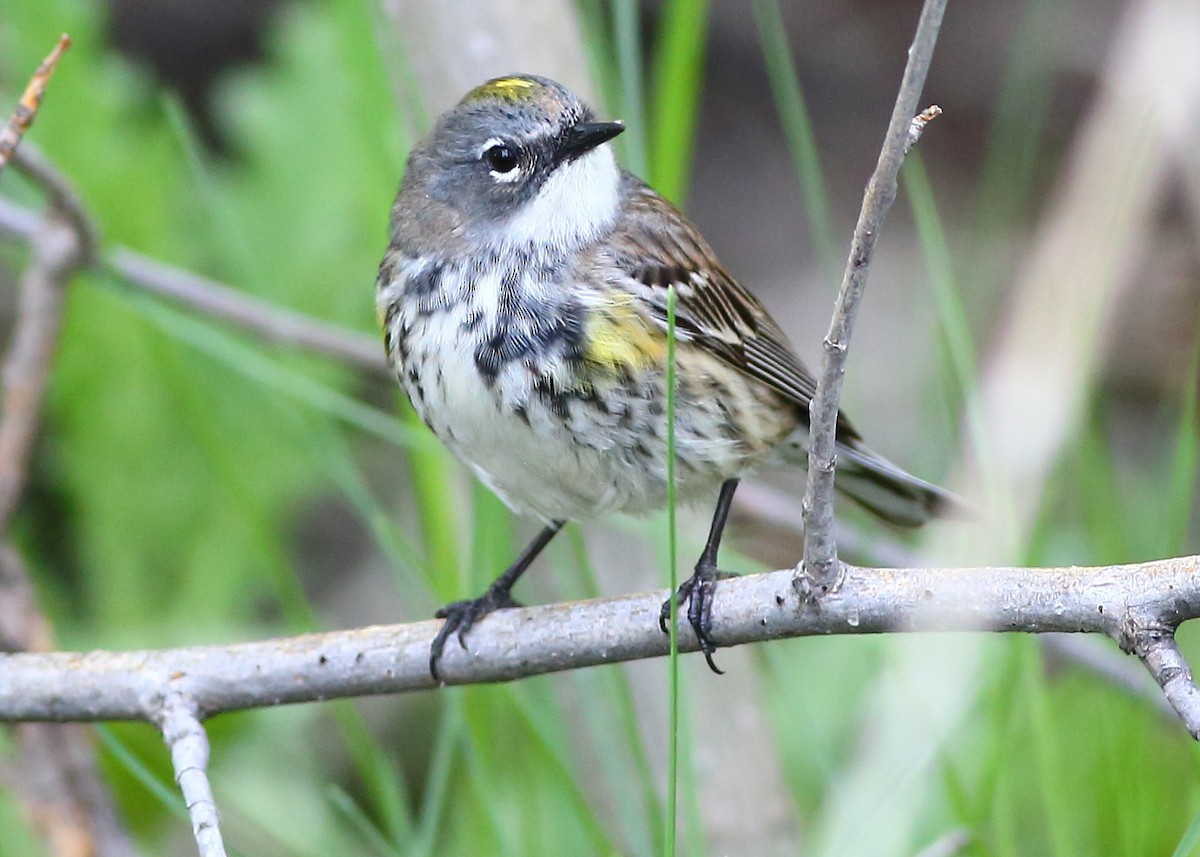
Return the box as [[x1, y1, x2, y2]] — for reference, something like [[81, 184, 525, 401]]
[[906, 104, 942, 154], [10, 144, 96, 264], [158, 694, 226, 857], [800, 0, 948, 588], [108, 248, 386, 374], [0, 35, 71, 177], [0, 152, 89, 533], [3, 554, 1199, 731], [1131, 631, 1200, 739], [0, 154, 1179, 733], [0, 148, 137, 857], [1, 548, 139, 857], [0, 194, 386, 376]]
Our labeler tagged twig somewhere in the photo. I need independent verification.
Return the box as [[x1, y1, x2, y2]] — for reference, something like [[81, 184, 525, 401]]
[[906, 104, 942, 154], [4, 554, 1200, 735], [799, 0, 948, 589], [0, 153, 88, 532], [0, 35, 71, 177], [1131, 631, 1200, 739], [9, 144, 96, 263], [158, 694, 226, 857], [0, 195, 386, 376], [0, 148, 135, 857], [1, 549, 139, 857], [1, 160, 1177, 731], [108, 248, 386, 374]]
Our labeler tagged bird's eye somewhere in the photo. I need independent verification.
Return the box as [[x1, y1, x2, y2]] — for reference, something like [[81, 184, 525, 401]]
[[484, 144, 519, 174]]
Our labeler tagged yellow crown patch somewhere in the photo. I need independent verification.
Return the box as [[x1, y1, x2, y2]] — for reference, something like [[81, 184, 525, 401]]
[[467, 77, 538, 103]]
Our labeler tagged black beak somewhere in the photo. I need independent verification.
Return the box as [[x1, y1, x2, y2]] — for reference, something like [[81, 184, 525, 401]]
[[559, 120, 625, 161]]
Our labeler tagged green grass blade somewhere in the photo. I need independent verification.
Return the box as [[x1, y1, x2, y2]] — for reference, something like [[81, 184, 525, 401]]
[[504, 686, 620, 854], [665, 284, 680, 856], [612, 0, 650, 177], [402, 403, 464, 596], [1164, 332, 1200, 553], [567, 527, 666, 854], [411, 699, 464, 856], [95, 725, 279, 857], [752, 0, 838, 284], [968, 0, 1061, 262], [648, 0, 710, 204], [109, 285, 437, 454], [319, 423, 434, 596], [1172, 804, 1200, 857], [327, 786, 405, 857], [904, 154, 1020, 540]]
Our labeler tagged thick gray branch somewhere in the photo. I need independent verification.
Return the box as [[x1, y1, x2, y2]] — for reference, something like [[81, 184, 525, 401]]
[[3, 555, 1198, 734], [800, 0, 947, 586]]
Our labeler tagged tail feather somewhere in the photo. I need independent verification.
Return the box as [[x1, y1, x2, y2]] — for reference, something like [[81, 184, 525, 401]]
[[782, 432, 966, 528]]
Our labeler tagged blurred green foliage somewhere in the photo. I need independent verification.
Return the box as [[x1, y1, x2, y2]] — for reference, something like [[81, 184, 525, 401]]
[[1, 0, 1199, 855]]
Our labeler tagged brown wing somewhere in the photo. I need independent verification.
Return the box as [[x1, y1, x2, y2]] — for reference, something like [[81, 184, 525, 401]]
[[605, 173, 861, 441]]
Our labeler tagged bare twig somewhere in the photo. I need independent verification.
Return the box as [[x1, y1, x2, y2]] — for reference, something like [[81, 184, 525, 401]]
[[9, 144, 96, 263], [800, 0, 947, 589], [108, 248, 386, 374], [1, 549, 138, 857], [1131, 631, 1200, 739], [0, 195, 386, 376], [0, 34, 71, 177], [0, 147, 134, 857], [0, 152, 88, 532], [158, 694, 226, 857], [3, 554, 1200, 733], [906, 104, 942, 154]]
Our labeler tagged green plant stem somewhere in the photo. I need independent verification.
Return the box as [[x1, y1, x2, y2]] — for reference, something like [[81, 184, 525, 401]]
[[664, 285, 679, 857], [649, 0, 709, 204], [612, 0, 649, 177], [752, 0, 838, 285]]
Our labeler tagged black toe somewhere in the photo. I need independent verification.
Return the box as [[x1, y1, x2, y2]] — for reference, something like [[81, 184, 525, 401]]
[[658, 565, 730, 674], [429, 587, 521, 681]]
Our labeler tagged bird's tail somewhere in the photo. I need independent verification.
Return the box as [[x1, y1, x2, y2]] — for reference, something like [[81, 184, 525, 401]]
[[781, 432, 965, 528]]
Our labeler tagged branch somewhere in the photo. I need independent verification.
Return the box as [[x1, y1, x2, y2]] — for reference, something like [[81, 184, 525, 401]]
[[0, 150, 89, 531], [0, 195, 387, 376], [800, 0, 947, 587], [0, 35, 71, 177], [158, 694, 226, 857], [0, 147, 142, 857], [3, 555, 1200, 735]]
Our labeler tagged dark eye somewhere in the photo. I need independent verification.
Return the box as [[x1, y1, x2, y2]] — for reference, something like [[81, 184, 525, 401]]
[[484, 144, 519, 174]]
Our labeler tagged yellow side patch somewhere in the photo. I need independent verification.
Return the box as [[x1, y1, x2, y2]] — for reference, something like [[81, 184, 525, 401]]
[[584, 300, 666, 374]]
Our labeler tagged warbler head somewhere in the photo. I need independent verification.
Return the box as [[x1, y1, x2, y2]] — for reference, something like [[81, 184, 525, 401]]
[[394, 75, 625, 252]]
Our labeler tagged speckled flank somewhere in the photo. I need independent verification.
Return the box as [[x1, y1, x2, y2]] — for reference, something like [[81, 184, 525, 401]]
[[376, 247, 793, 521]]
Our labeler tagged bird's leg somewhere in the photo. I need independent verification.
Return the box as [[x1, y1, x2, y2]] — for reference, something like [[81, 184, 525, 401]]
[[430, 519, 565, 681], [659, 479, 739, 673]]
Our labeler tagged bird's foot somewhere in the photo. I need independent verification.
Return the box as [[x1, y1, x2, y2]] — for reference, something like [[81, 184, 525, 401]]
[[658, 564, 736, 674], [429, 585, 521, 681]]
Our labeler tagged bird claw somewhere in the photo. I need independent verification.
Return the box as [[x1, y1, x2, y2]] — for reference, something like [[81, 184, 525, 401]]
[[430, 587, 521, 681], [659, 565, 733, 674]]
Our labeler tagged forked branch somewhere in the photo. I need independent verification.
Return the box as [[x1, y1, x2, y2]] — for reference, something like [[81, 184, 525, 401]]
[[3, 555, 1200, 736]]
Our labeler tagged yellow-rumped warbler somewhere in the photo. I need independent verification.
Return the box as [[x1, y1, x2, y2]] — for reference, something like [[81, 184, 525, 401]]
[[376, 74, 959, 678]]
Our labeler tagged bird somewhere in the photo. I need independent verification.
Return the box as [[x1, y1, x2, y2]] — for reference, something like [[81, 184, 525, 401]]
[[375, 73, 959, 679]]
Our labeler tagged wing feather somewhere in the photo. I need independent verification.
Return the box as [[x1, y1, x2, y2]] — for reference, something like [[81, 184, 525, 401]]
[[602, 173, 860, 441]]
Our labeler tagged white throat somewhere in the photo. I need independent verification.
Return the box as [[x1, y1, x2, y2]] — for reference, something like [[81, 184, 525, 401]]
[[501, 144, 621, 251]]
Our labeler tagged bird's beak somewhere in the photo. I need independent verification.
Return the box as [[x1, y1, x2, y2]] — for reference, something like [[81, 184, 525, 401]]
[[560, 120, 625, 160]]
